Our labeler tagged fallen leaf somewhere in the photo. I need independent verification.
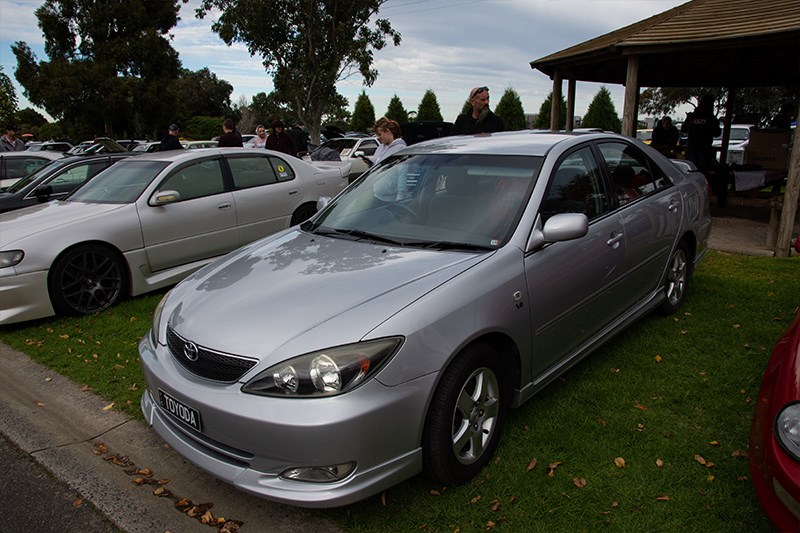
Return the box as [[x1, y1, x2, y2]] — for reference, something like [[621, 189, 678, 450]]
[[573, 477, 587, 488], [526, 458, 538, 472], [45, 377, 52, 382], [694, 454, 707, 466], [59, 334, 69, 339], [175, 498, 192, 509], [101, 403, 115, 411], [656, 495, 670, 501], [471, 495, 482, 504], [430, 489, 441, 496], [737, 475, 749, 481], [614, 457, 625, 468], [611, 501, 619, 508], [201, 510, 215, 524], [634, 402, 648, 411], [656, 458, 664, 468], [707, 475, 715, 483], [733, 324, 741, 329], [129, 383, 139, 391], [35, 401, 45, 408], [135, 468, 153, 477], [636, 423, 645, 432], [381, 492, 387, 506], [93, 442, 108, 455], [157, 478, 170, 485], [73, 498, 83, 507], [655, 355, 663, 363], [709, 441, 720, 446], [548, 461, 561, 477], [132, 477, 145, 485], [486, 521, 496, 530], [610, 368, 620, 373], [490, 499, 500, 511], [81, 385, 91, 392], [731, 450, 747, 458]]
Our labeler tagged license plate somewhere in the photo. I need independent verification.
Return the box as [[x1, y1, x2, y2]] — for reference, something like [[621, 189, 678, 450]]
[[158, 389, 202, 432]]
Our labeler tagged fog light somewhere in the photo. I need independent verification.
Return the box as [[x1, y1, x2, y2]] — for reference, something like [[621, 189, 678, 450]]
[[279, 462, 356, 483]]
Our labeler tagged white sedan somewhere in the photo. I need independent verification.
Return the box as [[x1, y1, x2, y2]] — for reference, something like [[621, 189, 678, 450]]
[[0, 148, 351, 325]]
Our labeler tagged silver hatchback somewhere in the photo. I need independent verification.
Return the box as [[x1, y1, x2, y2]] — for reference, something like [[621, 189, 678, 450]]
[[139, 131, 711, 508]]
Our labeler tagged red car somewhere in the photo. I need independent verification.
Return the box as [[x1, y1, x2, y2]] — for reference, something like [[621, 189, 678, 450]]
[[750, 307, 800, 530]]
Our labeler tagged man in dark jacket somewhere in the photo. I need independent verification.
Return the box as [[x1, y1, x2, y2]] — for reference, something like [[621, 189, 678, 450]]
[[681, 94, 720, 174], [217, 118, 243, 147], [265, 120, 297, 156], [159, 124, 184, 151], [452, 86, 505, 135]]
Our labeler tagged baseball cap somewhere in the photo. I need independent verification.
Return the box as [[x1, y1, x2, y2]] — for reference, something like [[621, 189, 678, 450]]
[[169, 124, 180, 132]]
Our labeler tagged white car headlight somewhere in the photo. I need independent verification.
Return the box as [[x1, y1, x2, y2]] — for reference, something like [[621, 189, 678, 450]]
[[776, 402, 800, 460], [0, 250, 24, 268], [149, 290, 172, 347], [242, 337, 402, 397]]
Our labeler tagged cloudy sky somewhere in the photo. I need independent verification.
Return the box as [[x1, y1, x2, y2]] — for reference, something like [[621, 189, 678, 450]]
[[0, 0, 690, 123]]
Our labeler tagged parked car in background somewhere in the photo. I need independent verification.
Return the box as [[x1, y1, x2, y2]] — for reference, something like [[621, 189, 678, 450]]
[[636, 128, 653, 144], [139, 131, 711, 508], [0, 148, 351, 325], [750, 307, 800, 531], [27, 141, 74, 153], [304, 136, 379, 183], [400, 121, 454, 145], [182, 140, 218, 149], [67, 141, 96, 155], [116, 139, 148, 151], [0, 151, 136, 213], [131, 141, 162, 153], [0, 151, 64, 190], [714, 124, 754, 164]]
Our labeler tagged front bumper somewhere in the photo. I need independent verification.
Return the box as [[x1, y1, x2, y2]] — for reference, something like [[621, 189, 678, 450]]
[[0, 269, 54, 325], [139, 335, 435, 508]]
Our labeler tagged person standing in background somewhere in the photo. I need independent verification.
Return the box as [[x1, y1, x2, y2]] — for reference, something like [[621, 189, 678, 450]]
[[252, 125, 268, 148], [159, 124, 184, 151], [1, 124, 26, 151], [452, 86, 505, 135], [217, 118, 243, 147], [265, 120, 297, 156]]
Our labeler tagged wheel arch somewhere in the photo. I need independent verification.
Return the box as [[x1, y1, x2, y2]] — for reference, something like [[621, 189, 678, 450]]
[[47, 240, 132, 299], [290, 201, 318, 225]]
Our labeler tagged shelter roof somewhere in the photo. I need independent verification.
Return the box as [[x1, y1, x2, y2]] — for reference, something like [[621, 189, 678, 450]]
[[530, 0, 800, 87]]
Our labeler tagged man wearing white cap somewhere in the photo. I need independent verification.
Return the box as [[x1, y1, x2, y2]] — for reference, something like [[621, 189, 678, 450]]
[[452, 86, 505, 135]]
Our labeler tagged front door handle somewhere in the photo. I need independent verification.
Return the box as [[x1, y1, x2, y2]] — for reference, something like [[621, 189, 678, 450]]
[[607, 232, 624, 249]]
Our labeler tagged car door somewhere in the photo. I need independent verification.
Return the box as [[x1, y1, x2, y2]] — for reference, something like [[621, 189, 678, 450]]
[[22, 158, 111, 208], [225, 153, 304, 246], [596, 141, 682, 311], [525, 145, 627, 380], [138, 157, 238, 272], [0, 154, 54, 189]]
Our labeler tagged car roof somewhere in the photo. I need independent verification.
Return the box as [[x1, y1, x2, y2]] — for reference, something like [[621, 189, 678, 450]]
[[117, 147, 294, 163], [403, 130, 621, 157], [3, 151, 64, 160]]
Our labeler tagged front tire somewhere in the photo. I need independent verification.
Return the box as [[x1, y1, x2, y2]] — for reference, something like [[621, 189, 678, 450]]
[[658, 240, 690, 315], [290, 203, 317, 225], [49, 245, 127, 317], [422, 343, 509, 485]]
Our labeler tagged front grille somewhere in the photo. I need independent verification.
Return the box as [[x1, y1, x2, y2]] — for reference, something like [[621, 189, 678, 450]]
[[167, 326, 257, 382]]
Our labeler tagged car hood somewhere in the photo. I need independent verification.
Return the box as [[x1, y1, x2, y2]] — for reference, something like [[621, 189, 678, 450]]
[[0, 201, 126, 247], [167, 229, 489, 361]]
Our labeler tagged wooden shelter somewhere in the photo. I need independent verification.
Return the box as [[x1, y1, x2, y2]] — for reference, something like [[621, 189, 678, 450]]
[[530, 0, 800, 256]]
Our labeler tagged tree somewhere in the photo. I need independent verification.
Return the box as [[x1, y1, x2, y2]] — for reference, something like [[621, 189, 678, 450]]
[[385, 95, 408, 123], [495, 88, 526, 131], [533, 92, 566, 129], [416, 89, 443, 122], [351, 91, 376, 132], [173, 68, 234, 124], [460, 99, 472, 115], [0, 66, 17, 127], [582, 87, 621, 132], [184, 116, 225, 141], [13, 0, 182, 139], [197, 0, 400, 145]]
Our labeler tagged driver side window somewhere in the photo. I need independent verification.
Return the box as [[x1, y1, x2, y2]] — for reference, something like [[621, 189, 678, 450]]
[[159, 159, 225, 201]]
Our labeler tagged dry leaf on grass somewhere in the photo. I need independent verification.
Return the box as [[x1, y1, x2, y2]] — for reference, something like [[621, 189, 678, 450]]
[[526, 458, 538, 472], [573, 477, 587, 488], [614, 457, 626, 468]]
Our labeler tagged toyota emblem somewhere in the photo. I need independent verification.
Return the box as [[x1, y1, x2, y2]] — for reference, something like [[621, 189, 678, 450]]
[[183, 341, 199, 362]]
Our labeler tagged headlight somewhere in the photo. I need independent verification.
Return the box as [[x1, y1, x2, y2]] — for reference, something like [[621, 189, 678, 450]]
[[241, 337, 402, 397], [776, 402, 800, 460], [149, 290, 172, 346], [0, 250, 24, 268]]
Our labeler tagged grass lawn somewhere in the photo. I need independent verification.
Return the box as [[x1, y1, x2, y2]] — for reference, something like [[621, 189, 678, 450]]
[[1, 250, 797, 531]]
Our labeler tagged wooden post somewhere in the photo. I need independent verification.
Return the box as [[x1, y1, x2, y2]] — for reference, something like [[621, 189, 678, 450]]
[[720, 89, 736, 165], [550, 71, 562, 131], [621, 55, 639, 137], [566, 79, 576, 131], [774, 121, 800, 257]]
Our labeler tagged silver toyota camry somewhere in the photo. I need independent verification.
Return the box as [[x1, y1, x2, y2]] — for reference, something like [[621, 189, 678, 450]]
[[139, 131, 711, 508], [0, 148, 350, 325]]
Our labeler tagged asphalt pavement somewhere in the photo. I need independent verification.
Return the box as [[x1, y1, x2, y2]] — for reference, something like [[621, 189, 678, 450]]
[[0, 207, 796, 532]]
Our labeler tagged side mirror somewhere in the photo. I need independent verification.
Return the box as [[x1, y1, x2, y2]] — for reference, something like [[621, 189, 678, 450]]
[[353, 150, 365, 158], [152, 190, 181, 205], [34, 184, 53, 202], [316, 196, 332, 211], [526, 213, 589, 252]]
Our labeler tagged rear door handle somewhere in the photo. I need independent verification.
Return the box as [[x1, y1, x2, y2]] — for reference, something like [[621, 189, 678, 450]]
[[217, 202, 232, 210], [288, 189, 299, 195]]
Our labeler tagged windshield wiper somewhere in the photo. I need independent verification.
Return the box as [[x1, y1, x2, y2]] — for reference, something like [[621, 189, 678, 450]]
[[313, 226, 405, 246], [417, 241, 495, 252]]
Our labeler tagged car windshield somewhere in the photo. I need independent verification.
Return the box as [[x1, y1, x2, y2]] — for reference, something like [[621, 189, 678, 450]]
[[307, 153, 543, 250], [5, 159, 68, 193], [67, 160, 168, 204]]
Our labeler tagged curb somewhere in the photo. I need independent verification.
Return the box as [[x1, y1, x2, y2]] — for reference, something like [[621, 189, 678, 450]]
[[0, 341, 341, 533]]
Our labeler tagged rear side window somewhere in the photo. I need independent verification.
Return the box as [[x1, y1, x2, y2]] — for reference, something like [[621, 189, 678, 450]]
[[228, 155, 279, 189], [268, 156, 296, 182], [597, 142, 670, 206]]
